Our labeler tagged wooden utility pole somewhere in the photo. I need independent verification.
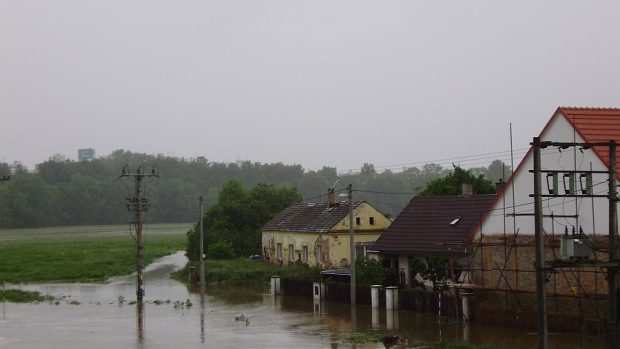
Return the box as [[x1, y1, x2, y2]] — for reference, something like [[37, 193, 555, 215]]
[[532, 137, 548, 349], [121, 165, 158, 303], [348, 184, 356, 306], [608, 140, 618, 349], [199, 196, 205, 287]]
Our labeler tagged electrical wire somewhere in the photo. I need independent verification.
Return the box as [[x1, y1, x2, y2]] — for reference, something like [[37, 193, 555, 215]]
[[337, 147, 532, 175]]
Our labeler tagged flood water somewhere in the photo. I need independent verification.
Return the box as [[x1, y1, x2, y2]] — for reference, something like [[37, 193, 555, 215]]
[[0, 252, 606, 349]]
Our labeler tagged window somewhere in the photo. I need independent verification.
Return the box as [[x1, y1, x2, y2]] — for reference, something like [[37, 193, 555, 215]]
[[276, 243, 282, 260], [288, 244, 294, 262], [315, 245, 323, 263], [450, 216, 462, 226], [355, 245, 366, 258], [356, 217, 361, 225], [302, 246, 308, 263], [369, 217, 375, 225]]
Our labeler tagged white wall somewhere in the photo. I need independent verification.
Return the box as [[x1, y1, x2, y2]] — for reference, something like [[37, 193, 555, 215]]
[[477, 112, 615, 237]]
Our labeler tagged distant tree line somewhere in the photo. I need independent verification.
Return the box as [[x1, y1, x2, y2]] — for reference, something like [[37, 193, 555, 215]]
[[0, 150, 508, 228]]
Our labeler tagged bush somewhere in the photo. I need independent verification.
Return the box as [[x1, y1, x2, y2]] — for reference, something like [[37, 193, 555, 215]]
[[356, 257, 386, 285], [207, 240, 235, 259]]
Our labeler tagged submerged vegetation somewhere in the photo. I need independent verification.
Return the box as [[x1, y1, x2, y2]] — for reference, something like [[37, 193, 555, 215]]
[[343, 331, 504, 349], [175, 258, 320, 285], [0, 224, 186, 283], [0, 288, 54, 303]]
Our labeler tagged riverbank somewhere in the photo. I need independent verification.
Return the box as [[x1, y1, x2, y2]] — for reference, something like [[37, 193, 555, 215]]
[[0, 223, 189, 283]]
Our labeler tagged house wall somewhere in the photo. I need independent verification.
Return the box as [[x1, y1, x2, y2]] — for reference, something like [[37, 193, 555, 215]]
[[262, 230, 384, 268], [261, 203, 391, 268], [331, 202, 392, 232], [478, 112, 614, 238]]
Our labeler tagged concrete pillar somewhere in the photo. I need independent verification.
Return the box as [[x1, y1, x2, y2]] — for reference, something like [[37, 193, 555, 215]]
[[371, 285, 381, 308], [371, 307, 379, 329], [313, 300, 321, 319], [313, 282, 323, 301], [385, 286, 399, 310], [386, 308, 399, 331], [271, 275, 281, 295], [398, 255, 410, 287]]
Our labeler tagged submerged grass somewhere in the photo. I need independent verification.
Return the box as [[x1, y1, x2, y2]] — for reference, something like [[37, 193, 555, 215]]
[[430, 342, 503, 349], [0, 288, 54, 303], [174, 259, 320, 285], [0, 224, 188, 283], [342, 331, 505, 349]]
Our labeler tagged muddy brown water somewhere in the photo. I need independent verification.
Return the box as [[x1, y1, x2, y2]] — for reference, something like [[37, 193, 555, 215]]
[[0, 252, 605, 348]]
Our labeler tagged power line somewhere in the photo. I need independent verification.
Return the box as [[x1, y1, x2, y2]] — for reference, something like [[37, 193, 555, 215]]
[[337, 147, 532, 175]]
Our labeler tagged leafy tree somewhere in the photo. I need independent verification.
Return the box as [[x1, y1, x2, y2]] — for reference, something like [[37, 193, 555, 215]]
[[186, 180, 302, 261], [0, 149, 507, 229], [207, 240, 235, 259], [470, 159, 511, 184], [410, 257, 451, 293], [422, 165, 495, 196]]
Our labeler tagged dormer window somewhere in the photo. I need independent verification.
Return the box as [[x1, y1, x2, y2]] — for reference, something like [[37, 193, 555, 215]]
[[450, 216, 462, 226]]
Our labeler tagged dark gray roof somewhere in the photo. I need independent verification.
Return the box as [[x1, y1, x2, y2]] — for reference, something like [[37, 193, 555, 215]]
[[262, 201, 363, 233], [371, 195, 496, 256]]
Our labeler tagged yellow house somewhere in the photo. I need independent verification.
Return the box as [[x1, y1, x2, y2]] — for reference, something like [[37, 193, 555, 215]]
[[261, 199, 391, 269]]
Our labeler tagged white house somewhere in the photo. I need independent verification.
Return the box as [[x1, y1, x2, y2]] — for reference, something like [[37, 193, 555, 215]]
[[476, 107, 620, 239], [465, 107, 620, 331]]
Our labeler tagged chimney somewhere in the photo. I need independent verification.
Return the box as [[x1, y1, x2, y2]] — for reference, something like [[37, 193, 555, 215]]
[[327, 188, 335, 207], [495, 178, 506, 192], [462, 183, 473, 196]]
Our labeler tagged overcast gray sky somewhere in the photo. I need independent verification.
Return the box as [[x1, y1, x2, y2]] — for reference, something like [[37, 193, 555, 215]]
[[2, 1, 619, 173]]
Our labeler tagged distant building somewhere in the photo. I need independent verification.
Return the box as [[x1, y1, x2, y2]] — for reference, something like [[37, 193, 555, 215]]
[[261, 192, 391, 268], [78, 148, 95, 162]]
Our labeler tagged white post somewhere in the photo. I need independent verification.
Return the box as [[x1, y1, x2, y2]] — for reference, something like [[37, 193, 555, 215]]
[[313, 282, 321, 301], [461, 291, 471, 322], [271, 275, 281, 295], [386, 287, 394, 310], [371, 306, 379, 329], [398, 255, 410, 287], [371, 285, 381, 308], [386, 308, 399, 331], [385, 286, 399, 310]]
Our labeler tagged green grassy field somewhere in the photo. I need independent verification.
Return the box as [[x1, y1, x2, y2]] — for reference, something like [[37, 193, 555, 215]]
[[0, 223, 190, 283]]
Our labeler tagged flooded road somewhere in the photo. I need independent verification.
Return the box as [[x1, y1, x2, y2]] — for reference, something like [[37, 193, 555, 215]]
[[0, 252, 606, 348]]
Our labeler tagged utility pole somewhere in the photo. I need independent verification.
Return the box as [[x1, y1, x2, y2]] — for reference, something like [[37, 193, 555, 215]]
[[199, 196, 205, 287], [532, 137, 548, 349], [121, 165, 158, 304], [348, 184, 356, 306], [528, 139, 619, 347], [608, 140, 618, 349]]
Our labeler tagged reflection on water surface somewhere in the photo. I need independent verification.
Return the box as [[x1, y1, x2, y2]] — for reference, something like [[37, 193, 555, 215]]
[[0, 252, 605, 349]]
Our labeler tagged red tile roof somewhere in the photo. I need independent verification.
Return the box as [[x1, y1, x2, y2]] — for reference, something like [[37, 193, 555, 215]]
[[371, 195, 496, 256], [557, 107, 620, 178]]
